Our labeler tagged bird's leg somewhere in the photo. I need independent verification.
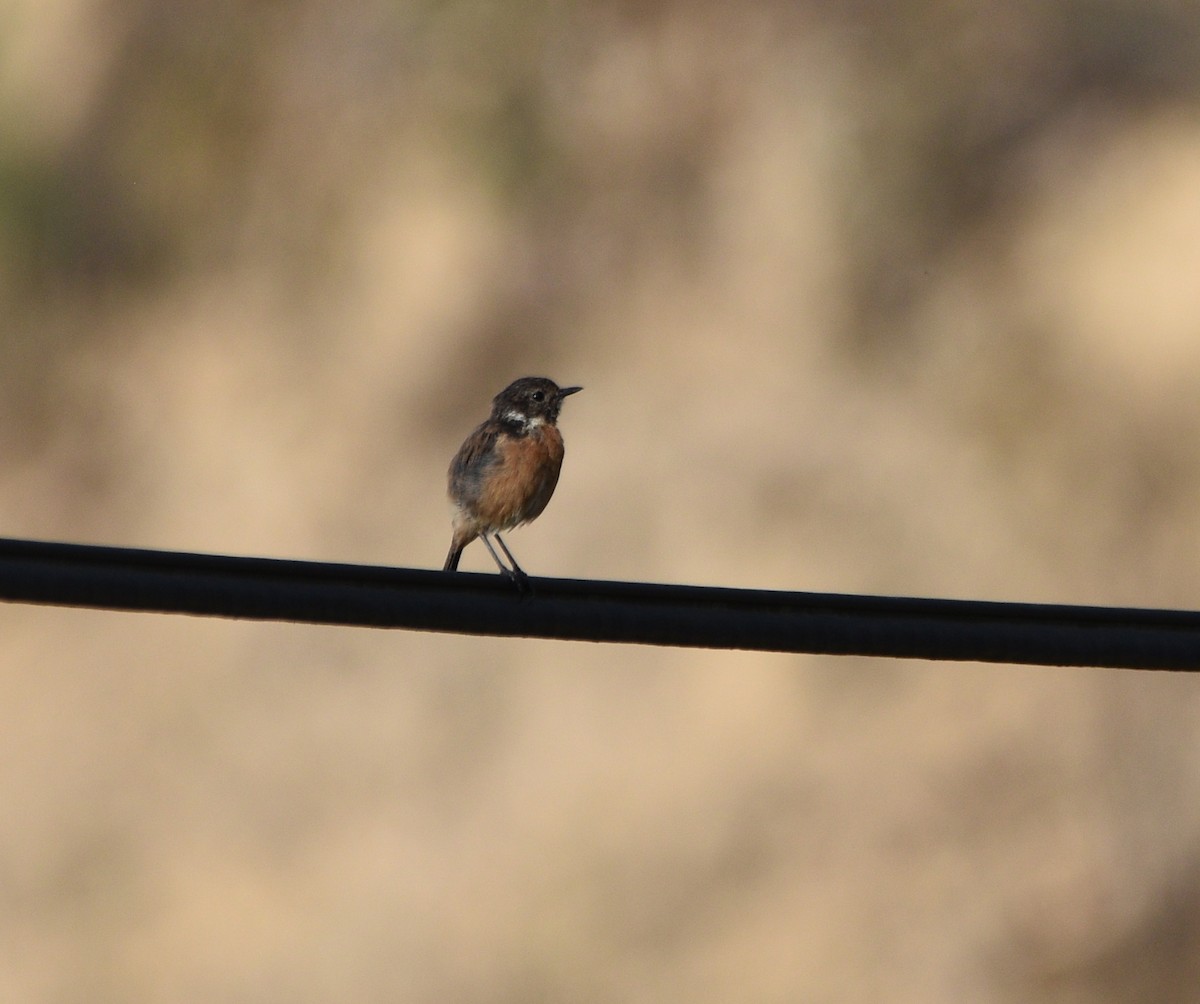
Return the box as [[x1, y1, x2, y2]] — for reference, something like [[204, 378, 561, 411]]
[[493, 534, 526, 578], [494, 534, 531, 596], [480, 534, 530, 595], [479, 534, 509, 574]]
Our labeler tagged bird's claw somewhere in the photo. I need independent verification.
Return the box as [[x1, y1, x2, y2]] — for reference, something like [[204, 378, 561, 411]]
[[501, 566, 533, 598]]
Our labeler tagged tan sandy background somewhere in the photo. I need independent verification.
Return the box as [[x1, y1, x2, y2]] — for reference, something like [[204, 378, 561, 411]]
[[4, 1, 1200, 1001]]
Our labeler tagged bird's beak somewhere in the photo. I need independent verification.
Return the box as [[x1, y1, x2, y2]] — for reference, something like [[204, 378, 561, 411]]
[[559, 386, 583, 398]]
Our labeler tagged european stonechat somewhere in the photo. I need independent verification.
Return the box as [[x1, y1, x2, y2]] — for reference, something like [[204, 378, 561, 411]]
[[443, 376, 582, 584]]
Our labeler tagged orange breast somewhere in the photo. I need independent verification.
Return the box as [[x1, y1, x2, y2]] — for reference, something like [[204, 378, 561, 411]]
[[472, 425, 565, 531]]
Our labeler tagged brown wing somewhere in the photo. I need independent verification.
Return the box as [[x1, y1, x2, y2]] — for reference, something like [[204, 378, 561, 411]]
[[448, 421, 502, 508]]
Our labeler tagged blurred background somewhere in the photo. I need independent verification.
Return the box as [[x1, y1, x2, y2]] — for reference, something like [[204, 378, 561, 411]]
[[3, 0, 1200, 1000]]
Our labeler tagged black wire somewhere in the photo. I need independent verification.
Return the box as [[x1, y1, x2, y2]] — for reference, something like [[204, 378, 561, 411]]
[[0, 536, 1196, 668]]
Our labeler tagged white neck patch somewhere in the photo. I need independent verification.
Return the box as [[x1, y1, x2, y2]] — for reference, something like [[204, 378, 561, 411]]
[[503, 409, 545, 430]]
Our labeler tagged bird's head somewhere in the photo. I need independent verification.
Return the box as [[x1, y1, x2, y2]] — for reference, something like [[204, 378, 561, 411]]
[[492, 377, 582, 429]]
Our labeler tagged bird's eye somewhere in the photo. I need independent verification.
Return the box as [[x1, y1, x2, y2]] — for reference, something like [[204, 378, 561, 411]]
[[531, 390, 545, 402]]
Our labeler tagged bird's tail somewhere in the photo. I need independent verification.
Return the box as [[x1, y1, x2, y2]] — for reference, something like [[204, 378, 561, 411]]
[[443, 542, 463, 572]]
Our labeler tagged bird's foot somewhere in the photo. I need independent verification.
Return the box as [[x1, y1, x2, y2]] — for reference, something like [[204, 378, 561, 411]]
[[500, 566, 533, 598]]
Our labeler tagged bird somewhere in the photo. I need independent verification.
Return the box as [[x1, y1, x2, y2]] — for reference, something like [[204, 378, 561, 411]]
[[443, 376, 582, 585]]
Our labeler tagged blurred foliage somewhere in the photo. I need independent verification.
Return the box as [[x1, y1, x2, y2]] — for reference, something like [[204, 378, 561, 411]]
[[1, 0, 1199, 453], [828, 0, 1200, 344], [4, 0, 1197, 320]]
